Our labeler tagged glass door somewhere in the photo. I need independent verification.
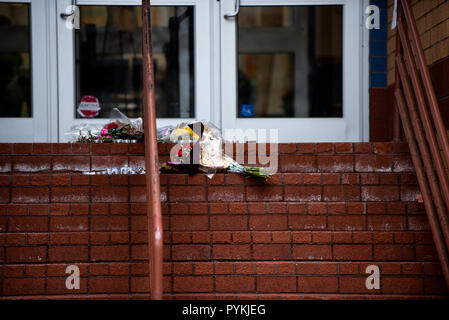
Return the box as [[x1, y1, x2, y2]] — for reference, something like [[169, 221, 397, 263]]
[[0, 0, 55, 142], [57, 0, 213, 141], [220, 0, 367, 142]]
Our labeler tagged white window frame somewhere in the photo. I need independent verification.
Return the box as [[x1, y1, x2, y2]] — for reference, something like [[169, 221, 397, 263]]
[[57, 0, 213, 141], [220, 0, 370, 142], [0, 0, 58, 142]]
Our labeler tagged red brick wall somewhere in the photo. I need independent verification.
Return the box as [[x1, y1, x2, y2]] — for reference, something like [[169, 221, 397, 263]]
[[0, 142, 447, 299]]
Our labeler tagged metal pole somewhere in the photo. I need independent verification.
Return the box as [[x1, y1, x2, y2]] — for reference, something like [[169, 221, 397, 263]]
[[142, 0, 163, 300]]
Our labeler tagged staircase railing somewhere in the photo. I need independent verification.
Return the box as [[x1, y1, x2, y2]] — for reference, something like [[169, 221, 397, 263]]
[[394, 0, 449, 288], [142, 0, 164, 300]]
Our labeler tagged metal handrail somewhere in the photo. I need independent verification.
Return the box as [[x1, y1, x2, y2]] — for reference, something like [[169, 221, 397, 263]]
[[142, 0, 164, 300], [395, 0, 449, 288]]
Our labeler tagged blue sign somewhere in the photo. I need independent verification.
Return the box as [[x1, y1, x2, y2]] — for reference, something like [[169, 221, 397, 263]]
[[240, 104, 254, 117]]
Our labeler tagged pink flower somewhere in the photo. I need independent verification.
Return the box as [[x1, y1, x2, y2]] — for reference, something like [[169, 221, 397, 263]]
[[100, 128, 108, 136]]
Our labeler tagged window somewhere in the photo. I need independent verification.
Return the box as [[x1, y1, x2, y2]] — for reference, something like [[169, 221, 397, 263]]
[[75, 6, 195, 119]]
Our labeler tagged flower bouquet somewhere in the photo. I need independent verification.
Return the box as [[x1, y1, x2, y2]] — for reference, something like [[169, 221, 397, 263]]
[[160, 121, 271, 180]]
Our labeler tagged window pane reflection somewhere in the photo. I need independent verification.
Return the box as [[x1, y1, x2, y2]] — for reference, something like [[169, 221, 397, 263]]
[[238, 6, 343, 118], [76, 6, 195, 119], [0, 3, 31, 118]]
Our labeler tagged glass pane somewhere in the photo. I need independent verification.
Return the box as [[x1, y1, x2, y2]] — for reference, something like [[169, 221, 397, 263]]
[[75, 6, 195, 119], [238, 6, 342, 118], [0, 3, 31, 118]]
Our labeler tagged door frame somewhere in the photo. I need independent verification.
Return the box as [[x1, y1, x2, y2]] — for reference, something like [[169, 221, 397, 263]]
[[219, 0, 370, 142], [0, 0, 58, 142], [56, 0, 214, 141]]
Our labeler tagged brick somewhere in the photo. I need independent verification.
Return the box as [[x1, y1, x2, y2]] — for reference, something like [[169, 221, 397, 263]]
[[215, 276, 255, 293], [327, 202, 346, 214], [27, 233, 48, 245], [91, 216, 128, 231], [215, 262, 234, 274], [272, 231, 291, 243], [71, 143, 90, 154], [353, 232, 373, 243], [308, 202, 326, 214], [382, 277, 423, 294], [303, 173, 321, 185], [268, 202, 287, 214], [91, 245, 129, 261], [316, 143, 334, 153], [6, 246, 47, 263], [249, 216, 287, 231], [13, 156, 51, 172], [192, 232, 210, 243], [173, 245, 211, 260], [212, 232, 231, 243], [339, 263, 359, 274], [210, 215, 247, 231], [279, 155, 316, 173], [194, 262, 214, 274], [288, 203, 307, 214], [356, 155, 392, 173], [232, 231, 251, 243], [50, 216, 88, 231], [293, 245, 331, 260], [246, 186, 283, 202], [53, 156, 90, 172], [48, 246, 88, 262], [328, 216, 366, 231], [12, 175, 30, 186], [323, 186, 360, 201], [89, 277, 129, 294], [312, 232, 332, 243], [368, 216, 406, 231], [172, 215, 209, 231], [285, 186, 321, 201], [173, 276, 213, 293], [284, 173, 303, 184], [341, 173, 359, 185], [6, 234, 26, 245], [416, 245, 439, 261], [252, 232, 270, 243], [340, 277, 374, 293], [392, 155, 414, 172], [131, 244, 149, 260], [32, 174, 51, 186], [212, 244, 251, 260], [253, 244, 291, 260], [288, 216, 326, 230], [190, 203, 209, 214], [374, 232, 393, 244], [362, 186, 399, 201], [317, 155, 353, 172], [0, 156, 11, 173], [92, 187, 128, 203], [11, 187, 49, 203], [322, 173, 340, 184], [333, 245, 372, 260], [298, 276, 338, 293], [257, 276, 296, 293], [276, 262, 296, 275], [170, 186, 207, 202], [52, 187, 90, 203], [374, 244, 414, 260], [8, 216, 48, 232], [4, 278, 45, 295]]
